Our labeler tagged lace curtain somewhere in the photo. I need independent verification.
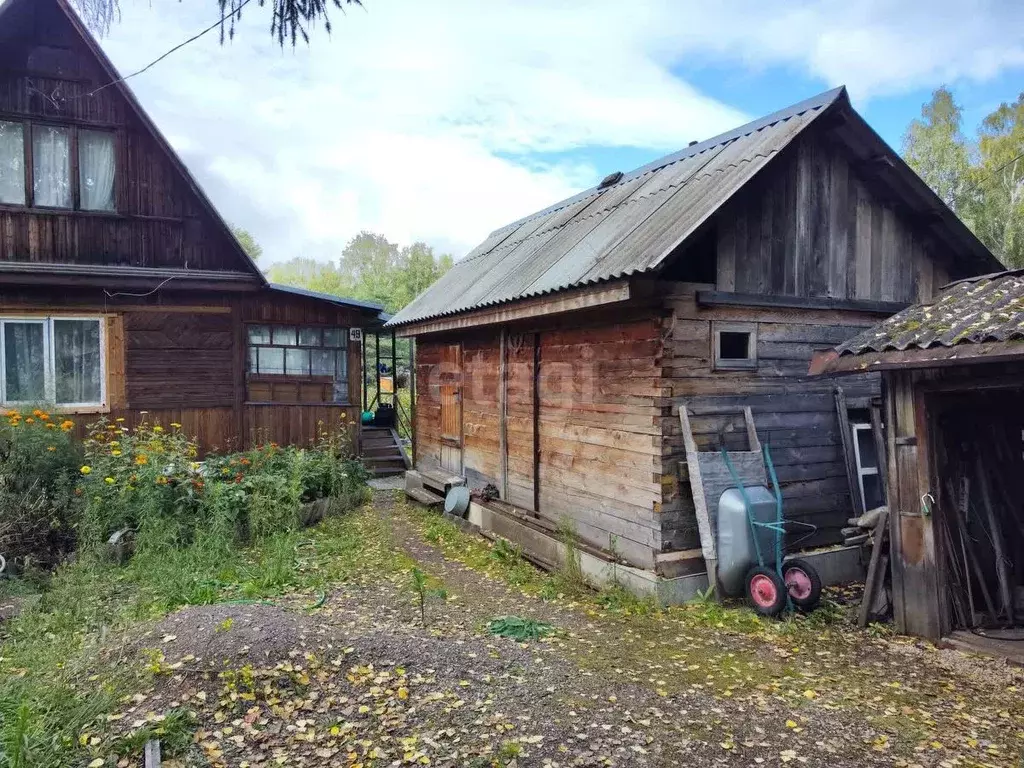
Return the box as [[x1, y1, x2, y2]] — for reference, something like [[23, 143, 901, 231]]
[[53, 320, 101, 405], [0, 122, 25, 205], [79, 130, 115, 211], [4, 322, 45, 402], [32, 126, 71, 208]]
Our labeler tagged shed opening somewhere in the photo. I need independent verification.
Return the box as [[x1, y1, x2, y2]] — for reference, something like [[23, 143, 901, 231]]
[[712, 322, 756, 370]]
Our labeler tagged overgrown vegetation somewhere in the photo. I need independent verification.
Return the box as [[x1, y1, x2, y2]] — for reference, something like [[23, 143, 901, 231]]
[[0, 411, 372, 767]]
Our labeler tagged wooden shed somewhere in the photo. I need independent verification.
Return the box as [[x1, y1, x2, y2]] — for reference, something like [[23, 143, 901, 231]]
[[389, 87, 1000, 583], [812, 270, 1024, 644], [0, 0, 390, 455]]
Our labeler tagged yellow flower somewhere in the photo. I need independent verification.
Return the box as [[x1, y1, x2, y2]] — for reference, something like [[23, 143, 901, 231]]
[[60, 420, 74, 431], [80, 466, 92, 475], [104, 477, 115, 485], [135, 455, 148, 466], [5, 409, 17, 417], [46, 446, 56, 452], [155, 475, 168, 485], [111, 450, 122, 457], [152, 425, 164, 432], [170, 422, 182, 429], [24, 417, 33, 424], [45, 423, 55, 429], [115, 418, 125, 423], [32, 409, 43, 417]]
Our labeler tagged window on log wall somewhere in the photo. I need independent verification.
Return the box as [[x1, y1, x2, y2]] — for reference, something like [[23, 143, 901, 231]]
[[0, 316, 105, 407], [246, 324, 349, 404], [0, 120, 116, 212]]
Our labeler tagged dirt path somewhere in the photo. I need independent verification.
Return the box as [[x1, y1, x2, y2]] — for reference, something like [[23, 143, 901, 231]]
[[107, 492, 1023, 768]]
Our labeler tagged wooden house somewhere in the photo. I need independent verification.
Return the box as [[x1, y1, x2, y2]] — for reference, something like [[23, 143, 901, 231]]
[[388, 87, 1000, 581], [812, 271, 1024, 644], [0, 0, 388, 454]]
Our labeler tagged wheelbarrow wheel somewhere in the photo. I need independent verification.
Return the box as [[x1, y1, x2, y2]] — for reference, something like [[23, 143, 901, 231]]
[[782, 558, 822, 610], [744, 566, 787, 617]]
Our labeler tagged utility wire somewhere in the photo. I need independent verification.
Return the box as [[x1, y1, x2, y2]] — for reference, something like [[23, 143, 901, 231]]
[[960, 149, 1024, 198], [86, 0, 256, 98]]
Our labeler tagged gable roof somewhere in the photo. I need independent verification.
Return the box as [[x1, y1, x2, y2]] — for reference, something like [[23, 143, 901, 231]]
[[810, 269, 1024, 375], [0, 0, 264, 282], [389, 87, 998, 329]]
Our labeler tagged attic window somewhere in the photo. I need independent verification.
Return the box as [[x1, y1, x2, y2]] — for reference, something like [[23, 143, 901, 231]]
[[713, 322, 757, 370], [598, 171, 623, 189]]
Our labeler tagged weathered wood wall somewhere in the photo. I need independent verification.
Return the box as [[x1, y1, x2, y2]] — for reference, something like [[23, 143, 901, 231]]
[[660, 283, 881, 551], [0, 0, 249, 272], [0, 286, 375, 454], [413, 307, 667, 568], [716, 132, 956, 303]]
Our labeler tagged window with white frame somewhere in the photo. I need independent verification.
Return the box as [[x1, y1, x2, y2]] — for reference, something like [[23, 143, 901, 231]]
[[851, 421, 884, 512], [0, 317, 105, 407]]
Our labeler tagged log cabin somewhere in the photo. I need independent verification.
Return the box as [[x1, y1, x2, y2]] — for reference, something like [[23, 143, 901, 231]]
[[389, 86, 1001, 584], [0, 0, 388, 454]]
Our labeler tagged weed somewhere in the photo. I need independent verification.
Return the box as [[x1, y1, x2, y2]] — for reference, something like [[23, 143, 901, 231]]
[[553, 517, 587, 596], [498, 740, 523, 763], [594, 584, 658, 616], [111, 708, 195, 759], [487, 615, 554, 641], [409, 566, 447, 627]]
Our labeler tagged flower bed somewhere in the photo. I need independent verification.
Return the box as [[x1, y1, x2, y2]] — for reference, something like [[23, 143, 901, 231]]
[[0, 412, 369, 568]]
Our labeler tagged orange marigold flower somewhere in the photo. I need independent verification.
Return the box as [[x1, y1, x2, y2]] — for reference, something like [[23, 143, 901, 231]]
[[60, 420, 74, 431], [135, 455, 148, 466], [240, 458, 251, 466], [45, 423, 55, 430], [5, 409, 17, 417], [24, 417, 34, 424]]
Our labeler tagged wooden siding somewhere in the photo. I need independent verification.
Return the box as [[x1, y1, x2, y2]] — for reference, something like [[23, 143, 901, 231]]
[[0, 0, 250, 272], [124, 311, 234, 409], [661, 283, 881, 551], [0, 287, 380, 455], [716, 132, 955, 304], [414, 308, 666, 569]]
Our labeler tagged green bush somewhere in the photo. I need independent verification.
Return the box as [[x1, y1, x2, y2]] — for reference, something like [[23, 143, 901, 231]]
[[0, 409, 81, 569], [78, 417, 369, 559]]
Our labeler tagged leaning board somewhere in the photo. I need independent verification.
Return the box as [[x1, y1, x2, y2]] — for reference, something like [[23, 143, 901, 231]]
[[678, 405, 767, 568]]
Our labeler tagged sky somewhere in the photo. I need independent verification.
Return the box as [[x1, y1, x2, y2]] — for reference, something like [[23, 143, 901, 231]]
[[86, 0, 1024, 266]]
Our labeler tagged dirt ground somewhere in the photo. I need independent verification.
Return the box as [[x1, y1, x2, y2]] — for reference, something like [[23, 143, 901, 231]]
[[107, 491, 1024, 768]]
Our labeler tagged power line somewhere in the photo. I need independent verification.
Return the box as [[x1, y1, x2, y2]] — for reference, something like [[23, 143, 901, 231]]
[[961, 149, 1024, 198], [86, 0, 256, 98]]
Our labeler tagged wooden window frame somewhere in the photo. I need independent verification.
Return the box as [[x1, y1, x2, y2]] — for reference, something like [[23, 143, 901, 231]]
[[0, 118, 118, 213], [245, 323, 351, 405], [0, 315, 107, 409], [712, 321, 757, 371]]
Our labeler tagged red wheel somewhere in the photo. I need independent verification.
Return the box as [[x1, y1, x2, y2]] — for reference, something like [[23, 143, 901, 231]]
[[782, 558, 822, 610], [744, 566, 787, 616]]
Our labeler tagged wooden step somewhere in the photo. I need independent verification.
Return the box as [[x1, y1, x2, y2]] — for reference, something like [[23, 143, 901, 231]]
[[406, 487, 444, 506]]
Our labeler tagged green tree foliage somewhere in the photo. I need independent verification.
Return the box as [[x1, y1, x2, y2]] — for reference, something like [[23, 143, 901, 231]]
[[902, 88, 1024, 267], [231, 225, 263, 262], [267, 231, 454, 313]]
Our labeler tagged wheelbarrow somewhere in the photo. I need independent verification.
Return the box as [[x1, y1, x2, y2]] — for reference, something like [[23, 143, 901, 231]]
[[718, 444, 822, 616]]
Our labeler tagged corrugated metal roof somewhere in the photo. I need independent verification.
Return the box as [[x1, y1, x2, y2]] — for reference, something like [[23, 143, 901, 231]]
[[388, 87, 846, 327], [267, 283, 389, 319], [833, 270, 1024, 356]]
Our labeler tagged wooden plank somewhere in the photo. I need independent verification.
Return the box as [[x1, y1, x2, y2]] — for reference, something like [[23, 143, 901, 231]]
[[858, 508, 889, 628], [394, 281, 632, 336], [498, 327, 509, 500], [835, 386, 864, 516], [532, 332, 540, 512], [695, 290, 908, 315], [679, 405, 715, 566]]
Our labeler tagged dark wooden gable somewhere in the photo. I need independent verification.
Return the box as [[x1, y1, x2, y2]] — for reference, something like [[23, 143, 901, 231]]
[[710, 123, 969, 305], [0, 0, 258, 275]]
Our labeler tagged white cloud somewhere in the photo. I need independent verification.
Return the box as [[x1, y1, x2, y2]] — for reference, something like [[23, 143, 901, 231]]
[[90, 0, 1024, 265]]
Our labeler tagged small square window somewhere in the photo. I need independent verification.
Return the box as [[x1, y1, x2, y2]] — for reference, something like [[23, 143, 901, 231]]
[[713, 322, 756, 370]]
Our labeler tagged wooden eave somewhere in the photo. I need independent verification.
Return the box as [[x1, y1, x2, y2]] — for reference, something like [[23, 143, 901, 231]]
[[809, 340, 1024, 376], [392, 279, 632, 337], [0, 262, 261, 292]]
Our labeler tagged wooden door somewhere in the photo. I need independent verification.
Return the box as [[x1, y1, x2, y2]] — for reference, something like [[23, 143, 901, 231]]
[[439, 343, 463, 473]]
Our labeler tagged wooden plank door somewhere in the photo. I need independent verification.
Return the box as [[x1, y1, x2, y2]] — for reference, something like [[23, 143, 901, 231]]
[[439, 343, 463, 474]]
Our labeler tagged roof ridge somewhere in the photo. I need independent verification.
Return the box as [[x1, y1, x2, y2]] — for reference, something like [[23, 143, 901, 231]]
[[486, 87, 847, 237]]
